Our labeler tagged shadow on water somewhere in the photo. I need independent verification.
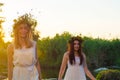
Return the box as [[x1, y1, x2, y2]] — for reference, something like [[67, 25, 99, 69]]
[[41, 67, 59, 79]]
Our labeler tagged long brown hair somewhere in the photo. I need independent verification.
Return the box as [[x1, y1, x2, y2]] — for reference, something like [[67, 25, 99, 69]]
[[68, 36, 84, 65], [13, 14, 35, 49]]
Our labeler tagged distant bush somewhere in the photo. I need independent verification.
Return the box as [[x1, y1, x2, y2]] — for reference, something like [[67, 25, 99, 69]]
[[96, 69, 120, 80], [94, 67, 108, 76]]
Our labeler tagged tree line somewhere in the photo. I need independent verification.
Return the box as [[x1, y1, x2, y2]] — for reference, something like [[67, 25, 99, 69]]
[[0, 13, 120, 78]]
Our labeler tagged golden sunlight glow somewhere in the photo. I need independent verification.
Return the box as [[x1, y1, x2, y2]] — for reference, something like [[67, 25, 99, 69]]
[[3, 36, 13, 43], [2, 22, 13, 42]]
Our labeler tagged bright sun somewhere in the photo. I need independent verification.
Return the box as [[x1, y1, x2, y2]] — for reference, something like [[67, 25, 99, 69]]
[[2, 22, 13, 43]]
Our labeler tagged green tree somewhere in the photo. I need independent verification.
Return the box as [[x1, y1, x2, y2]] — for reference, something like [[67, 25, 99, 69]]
[[37, 31, 71, 78]]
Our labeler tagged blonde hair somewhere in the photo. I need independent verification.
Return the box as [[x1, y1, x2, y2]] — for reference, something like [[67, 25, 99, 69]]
[[13, 14, 36, 49]]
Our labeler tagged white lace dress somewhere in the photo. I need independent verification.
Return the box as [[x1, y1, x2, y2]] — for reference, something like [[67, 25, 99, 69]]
[[12, 41, 39, 80], [64, 56, 86, 80]]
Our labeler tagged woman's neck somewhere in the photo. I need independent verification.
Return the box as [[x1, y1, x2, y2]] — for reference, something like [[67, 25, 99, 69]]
[[74, 51, 79, 56], [19, 37, 27, 47]]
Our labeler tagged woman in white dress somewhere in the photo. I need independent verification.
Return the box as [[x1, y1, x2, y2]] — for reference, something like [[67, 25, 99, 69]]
[[58, 36, 96, 80], [7, 14, 42, 80]]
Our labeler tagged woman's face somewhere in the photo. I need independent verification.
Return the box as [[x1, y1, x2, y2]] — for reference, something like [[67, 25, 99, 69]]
[[74, 40, 80, 51], [18, 23, 29, 38]]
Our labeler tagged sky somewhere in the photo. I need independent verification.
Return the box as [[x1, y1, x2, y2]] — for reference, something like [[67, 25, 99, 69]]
[[0, 0, 120, 42]]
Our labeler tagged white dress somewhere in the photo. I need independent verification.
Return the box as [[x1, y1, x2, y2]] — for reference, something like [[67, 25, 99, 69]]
[[12, 41, 39, 80], [64, 56, 86, 80]]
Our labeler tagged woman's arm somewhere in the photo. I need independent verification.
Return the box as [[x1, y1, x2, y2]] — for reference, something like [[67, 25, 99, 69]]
[[83, 53, 96, 80], [58, 52, 68, 80], [36, 59, 42, 80], [7, 44, 14, 80], [35, 43, 42, 80]]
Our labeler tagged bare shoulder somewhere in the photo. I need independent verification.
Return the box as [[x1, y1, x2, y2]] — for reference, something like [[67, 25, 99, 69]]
[[7, 44, 14, 53], [31, 40, 37, 47], [82, 52, 86, 59], [63, 51, 69, 59], [31, 40, 36, 44]]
